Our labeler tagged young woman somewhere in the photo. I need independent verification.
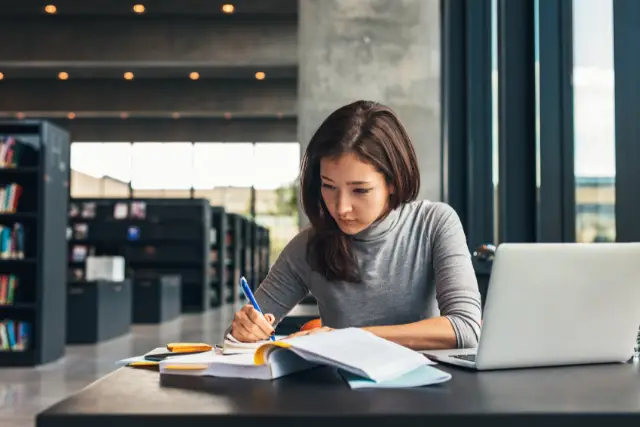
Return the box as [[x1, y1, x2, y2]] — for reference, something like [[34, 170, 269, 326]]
[[230, 100, 482, 350]]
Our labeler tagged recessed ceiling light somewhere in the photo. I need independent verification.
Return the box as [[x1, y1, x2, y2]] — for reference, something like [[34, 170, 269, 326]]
[[58, 71, 69, 80], [224, 112, 232, 119], [120, 112, 129, 119], [133, 4, 145, 13], [16, 112, 25, 119], [124, 72, 134, 80], [222, 4, 235, 14], [189, 72, 200, 80], [255, 71, 266, 80], [67, 112, 76, 119], [172, 112, 181, 119], [0, 72, 4, 80], [45, 5, 57, 14]]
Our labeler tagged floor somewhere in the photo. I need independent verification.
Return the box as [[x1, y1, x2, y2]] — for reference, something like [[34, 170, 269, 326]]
[[0, 305, 236, 427]]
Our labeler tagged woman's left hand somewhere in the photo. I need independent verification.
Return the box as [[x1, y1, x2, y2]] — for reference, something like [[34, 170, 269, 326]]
[[286, 326, 334, 339]]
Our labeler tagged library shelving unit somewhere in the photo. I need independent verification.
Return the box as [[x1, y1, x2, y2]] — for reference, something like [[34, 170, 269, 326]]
[[255, 225, 271, 284], [67, 198, 210, 313], [209, 206, 227, 307], [0, 120, 70, 366], [241, 216, 255, 290], [224, 213, 242, 304]]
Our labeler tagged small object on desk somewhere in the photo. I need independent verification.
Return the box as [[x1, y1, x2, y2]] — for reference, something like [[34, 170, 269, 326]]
[[166, 342, 212, 353], [240, 275, 275, 341]]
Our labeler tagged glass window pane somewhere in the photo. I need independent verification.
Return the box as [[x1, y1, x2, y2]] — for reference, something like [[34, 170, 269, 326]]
[[573, 0, 616, 242], [253, 143, 300, 190], [491, 0, 499, 243], [101, 143, 132, 183], [71, 143, 105, 178], [193, 143, 226, 189], [131, 142, 193, 190]]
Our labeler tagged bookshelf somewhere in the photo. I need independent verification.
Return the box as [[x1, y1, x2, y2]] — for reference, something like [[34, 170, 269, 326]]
[[0, 120, 69, 366], [209, 206, 227, 307], [224, 213, 242, 304], [241, 216, 255, 290], [67, 198, 210, 313], [255, 225, 271, 284]]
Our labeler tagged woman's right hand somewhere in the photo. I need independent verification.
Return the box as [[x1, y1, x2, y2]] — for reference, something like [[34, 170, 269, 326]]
[[231, 304, 276, 342]]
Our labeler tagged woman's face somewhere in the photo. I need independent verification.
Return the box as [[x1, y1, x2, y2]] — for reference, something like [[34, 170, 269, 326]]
[[320, 152, 393, 235]]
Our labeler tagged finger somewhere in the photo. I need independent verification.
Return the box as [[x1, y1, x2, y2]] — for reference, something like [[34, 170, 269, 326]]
[[246, 308, 276, 336], [236, 321, 262, 342], [264, 313, 275, 324]]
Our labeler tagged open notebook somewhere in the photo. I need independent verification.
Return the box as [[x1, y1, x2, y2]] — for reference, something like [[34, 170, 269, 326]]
[[159, 328, 451, 387], [222, 333, 270, 355]]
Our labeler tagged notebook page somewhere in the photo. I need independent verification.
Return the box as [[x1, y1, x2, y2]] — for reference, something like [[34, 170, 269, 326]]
[[285, 328, 432, 382]]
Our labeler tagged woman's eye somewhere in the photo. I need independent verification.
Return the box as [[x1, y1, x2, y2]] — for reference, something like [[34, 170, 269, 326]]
[[321, 183, 335, 190], [354, 188, 372, 194]]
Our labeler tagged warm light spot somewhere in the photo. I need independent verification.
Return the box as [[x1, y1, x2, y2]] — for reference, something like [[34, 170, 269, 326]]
[[255, 71, 266, 80], [67, 112, 76, 119], [120, 112, 129, 119], [222, 4, 235, 14], [0, 73, 4, 80], [58, 71, 69, 80], [172, 112, 181, 119], [133, 4, 145, 13], [224, 112, 232, 119], [124, 72, 134, 80], [45, 5, 57, 14], [16, 112, 25, 119], [189, 72, 200, 80]]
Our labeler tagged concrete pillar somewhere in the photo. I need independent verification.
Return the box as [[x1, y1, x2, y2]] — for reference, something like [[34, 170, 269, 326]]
[[297, 0, 441, 226]]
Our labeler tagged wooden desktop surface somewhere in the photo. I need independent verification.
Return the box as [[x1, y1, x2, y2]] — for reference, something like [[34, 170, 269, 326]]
[[37, 359, 640, 427]]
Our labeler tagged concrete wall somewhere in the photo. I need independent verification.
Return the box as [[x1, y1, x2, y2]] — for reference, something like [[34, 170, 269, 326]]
[[297, 0, 442, 226]]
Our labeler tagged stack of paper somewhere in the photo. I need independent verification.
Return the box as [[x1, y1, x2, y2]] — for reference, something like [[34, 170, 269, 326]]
[[222, 334, 270, 355], [159, 328, 452, 388]]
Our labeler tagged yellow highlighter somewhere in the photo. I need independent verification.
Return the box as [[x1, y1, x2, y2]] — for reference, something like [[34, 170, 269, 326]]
[[166, 342, 212, 353], [162, 364, 208, 371]]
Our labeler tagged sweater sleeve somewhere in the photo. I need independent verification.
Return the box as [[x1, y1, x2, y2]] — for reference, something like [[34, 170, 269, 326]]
[[252, 230, 311, 325], [224, 229, 311, 340], [430, 203, 482, 348]]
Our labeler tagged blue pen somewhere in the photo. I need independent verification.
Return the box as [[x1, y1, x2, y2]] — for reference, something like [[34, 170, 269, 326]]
[[240, 276, 275, 341]]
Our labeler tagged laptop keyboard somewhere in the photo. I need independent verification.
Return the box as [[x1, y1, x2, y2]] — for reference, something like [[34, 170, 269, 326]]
[[452, 354, 476, 362]]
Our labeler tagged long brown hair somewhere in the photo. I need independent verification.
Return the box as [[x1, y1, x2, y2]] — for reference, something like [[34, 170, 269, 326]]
[[300, 100, 420, 282]]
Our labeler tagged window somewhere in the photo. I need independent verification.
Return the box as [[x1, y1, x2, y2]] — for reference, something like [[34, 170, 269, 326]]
[[70, 142, 131, 197], [131, 142, 193, 197], [572, 0, 616, 242]]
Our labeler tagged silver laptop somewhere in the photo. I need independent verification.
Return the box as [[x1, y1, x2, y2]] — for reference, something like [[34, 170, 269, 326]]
[[424, 243, 640, 370]]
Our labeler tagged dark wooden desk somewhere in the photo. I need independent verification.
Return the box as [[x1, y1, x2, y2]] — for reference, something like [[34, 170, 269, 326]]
[[37, 360, 640, 427]]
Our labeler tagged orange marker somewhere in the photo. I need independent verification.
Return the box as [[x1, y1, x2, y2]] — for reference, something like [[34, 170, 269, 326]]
[[163, 364, 208, 371], [166, 342, 212, 353]]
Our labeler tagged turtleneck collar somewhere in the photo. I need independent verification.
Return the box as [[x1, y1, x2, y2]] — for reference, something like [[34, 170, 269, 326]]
[[351, 206, 400, 242]]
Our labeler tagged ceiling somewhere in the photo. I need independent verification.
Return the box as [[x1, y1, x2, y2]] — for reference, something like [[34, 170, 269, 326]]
[[0, 0, 299, 139], [1, 0, 298, 17]]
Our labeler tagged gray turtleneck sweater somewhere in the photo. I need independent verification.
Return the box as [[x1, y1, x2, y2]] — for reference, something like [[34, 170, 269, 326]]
[[252, 200, 482, 348]]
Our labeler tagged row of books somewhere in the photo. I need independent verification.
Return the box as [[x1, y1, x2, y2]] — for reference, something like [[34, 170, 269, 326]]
[[0, 275, 18, 305], [0, 137, 29, 169], [69, 201, 148, 220], [0, 183, 23, 213], [0, 319, 29, 351], [0, 223, 25, 259]]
